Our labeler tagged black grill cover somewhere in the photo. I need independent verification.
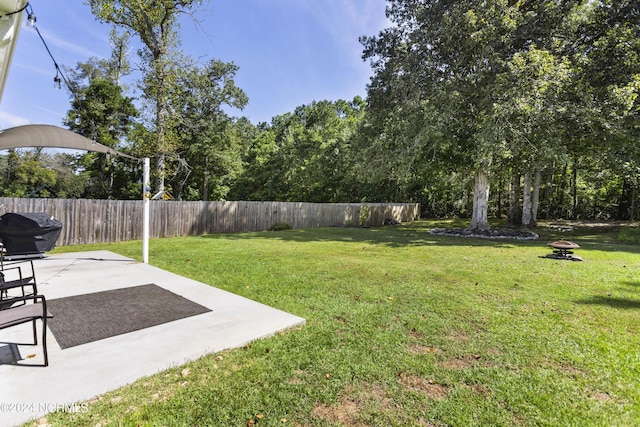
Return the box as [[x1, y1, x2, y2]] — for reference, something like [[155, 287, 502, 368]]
[[0, 212, 63, 255]]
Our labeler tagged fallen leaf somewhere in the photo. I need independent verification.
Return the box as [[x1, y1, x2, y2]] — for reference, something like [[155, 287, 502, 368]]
[[256, 414, 264, 419], [26, 354, 36, 359]]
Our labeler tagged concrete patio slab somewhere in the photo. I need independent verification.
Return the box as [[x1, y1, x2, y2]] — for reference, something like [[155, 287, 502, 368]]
[[0, 251, 305, 427]]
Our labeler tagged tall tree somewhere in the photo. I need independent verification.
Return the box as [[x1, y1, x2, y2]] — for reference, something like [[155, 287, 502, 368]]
[[64, 76, 138, 198], [175, 60, 249, 200], [87, 0, 204, 193], [493, 46, 572, 226]]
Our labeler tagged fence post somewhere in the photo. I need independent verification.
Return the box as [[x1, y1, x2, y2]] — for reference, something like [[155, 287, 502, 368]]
[[142, 158, 150, 263]]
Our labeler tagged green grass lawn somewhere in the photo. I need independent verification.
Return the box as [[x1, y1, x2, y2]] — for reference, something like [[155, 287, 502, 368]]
[[35, 220, 640, 426]]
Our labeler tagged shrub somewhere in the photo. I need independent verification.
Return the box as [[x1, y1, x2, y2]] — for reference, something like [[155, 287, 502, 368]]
[[269, 222, 292, 231], [359, 205, 370, 227]]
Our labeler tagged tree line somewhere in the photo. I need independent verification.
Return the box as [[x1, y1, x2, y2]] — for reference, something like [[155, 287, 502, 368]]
[[0, 0, 638, 228]]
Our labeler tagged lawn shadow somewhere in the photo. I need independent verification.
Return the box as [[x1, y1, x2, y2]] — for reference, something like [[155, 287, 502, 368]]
[[621, 280, 640, 288], [199, 223, 528, 249], [620, 280, 640, 288], [575, 295, 640, 310], [197, 220, 640, 254]]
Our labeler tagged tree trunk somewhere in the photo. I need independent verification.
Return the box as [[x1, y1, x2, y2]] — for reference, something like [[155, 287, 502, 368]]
[[558, 162, 568, 218], [156, 150, 165, 193], [152, 45, 170, 194], [468, 169, 490, 231], [508, 172, 521, 227], [203, 154, 209, 201], [544, 160, 555, 219], [571, 158, 578, 219], [496, 175, 503, 215], [154, 77, 169, 194], [531, 166, 541, 226], [631, 184, 637, 222], [522, 169, 533, 227]]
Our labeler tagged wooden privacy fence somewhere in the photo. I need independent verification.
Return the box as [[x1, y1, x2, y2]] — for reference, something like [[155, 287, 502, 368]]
[[0, 198, 420, 247]]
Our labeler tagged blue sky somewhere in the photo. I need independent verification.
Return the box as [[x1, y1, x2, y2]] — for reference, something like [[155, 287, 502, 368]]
[[0, 0, 388, 130]]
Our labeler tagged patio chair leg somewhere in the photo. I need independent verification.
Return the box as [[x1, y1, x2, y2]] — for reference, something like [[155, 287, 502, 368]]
[[32, 318, 37, 345], [42, 315, 48, 366]]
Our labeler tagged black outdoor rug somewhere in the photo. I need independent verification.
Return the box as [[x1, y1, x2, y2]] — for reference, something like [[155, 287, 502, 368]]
[[47, 284, 212, 349]]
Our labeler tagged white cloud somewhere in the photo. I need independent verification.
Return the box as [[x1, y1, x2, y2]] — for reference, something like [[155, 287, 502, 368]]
[[19, 1, 109, 61], [0, 111, 31, 128], [32, 27, 105, 59], [300, 0, 387, 55]]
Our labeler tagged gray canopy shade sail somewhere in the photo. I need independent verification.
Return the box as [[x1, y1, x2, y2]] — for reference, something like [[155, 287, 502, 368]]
[[0, 124, 138, 160], [0, 123, 151, 263]]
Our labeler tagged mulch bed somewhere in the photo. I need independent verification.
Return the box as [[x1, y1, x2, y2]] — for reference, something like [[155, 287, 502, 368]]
[[429, 228, 539, 240]]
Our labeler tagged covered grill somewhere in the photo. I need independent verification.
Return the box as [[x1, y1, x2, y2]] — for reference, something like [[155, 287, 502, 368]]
[[0, 212, 63, 258]]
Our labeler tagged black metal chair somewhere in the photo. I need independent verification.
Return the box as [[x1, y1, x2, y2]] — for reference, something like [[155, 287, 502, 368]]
[[0, 242, 38, 307], [0, 294, 49, 366]]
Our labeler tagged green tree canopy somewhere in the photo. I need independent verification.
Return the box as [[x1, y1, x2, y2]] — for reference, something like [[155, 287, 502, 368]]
[[174, 59, 249, 200]]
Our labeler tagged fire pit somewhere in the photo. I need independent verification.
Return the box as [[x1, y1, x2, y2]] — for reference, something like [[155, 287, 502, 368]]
[[545, 240, 582, 261]]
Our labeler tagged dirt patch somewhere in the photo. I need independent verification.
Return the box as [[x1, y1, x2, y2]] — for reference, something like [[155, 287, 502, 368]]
[[288, 369, 308, 385], [437, 355, 484, 370], [466, 383, 492, 398], [540, 360, 584, 377], [398, 372, 449, 400], [313, 399, 362, 427], [558, 364, 583, 376], [591, 391, 615, 403], [407, 329, 426, 339], [312, 382, 395, 426], [335, 315, 347, 324], [447, 332, 470, 342]]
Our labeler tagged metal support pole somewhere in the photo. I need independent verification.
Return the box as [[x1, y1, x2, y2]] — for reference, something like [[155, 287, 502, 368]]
[[142, 157, 150, 263]]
